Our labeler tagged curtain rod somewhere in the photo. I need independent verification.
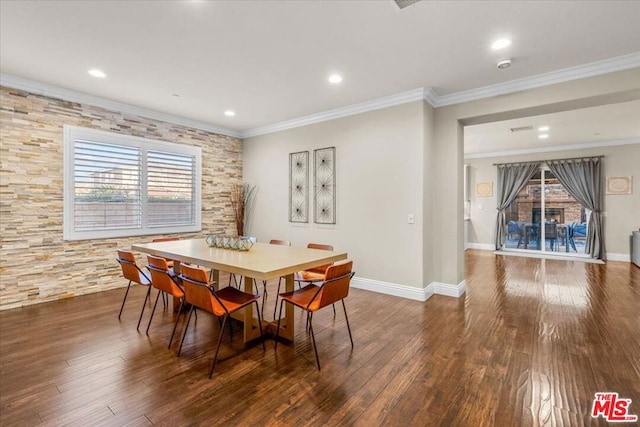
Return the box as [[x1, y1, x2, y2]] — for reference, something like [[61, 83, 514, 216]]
[[493, 155, 604, 166]]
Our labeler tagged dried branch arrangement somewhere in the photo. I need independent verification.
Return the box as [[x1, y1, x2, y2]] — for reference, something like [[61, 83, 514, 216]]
[[230, 183, 258, 236]]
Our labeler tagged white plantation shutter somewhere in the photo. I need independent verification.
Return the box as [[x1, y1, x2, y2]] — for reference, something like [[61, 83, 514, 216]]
[[64, 126, 201, 240], [73, 140, 142, 231], [147, 150, 196, 227]]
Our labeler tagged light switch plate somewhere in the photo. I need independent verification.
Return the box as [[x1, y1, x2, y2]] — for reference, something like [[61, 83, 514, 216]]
[[408, 213, 415, 224]]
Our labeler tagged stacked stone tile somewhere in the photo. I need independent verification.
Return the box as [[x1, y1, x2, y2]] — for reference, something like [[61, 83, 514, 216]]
[[0, 86, 242, 310]]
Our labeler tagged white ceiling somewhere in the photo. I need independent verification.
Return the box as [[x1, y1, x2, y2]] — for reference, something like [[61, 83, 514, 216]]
[[465, 100, 640, 155], [1, 0, 640, 137]]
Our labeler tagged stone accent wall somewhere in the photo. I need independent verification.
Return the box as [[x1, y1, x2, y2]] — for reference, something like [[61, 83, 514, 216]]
[[0, 86, 242, 310]]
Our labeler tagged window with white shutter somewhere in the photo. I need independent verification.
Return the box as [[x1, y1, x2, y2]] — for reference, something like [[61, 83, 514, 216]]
[[64, 126, 201, 240]]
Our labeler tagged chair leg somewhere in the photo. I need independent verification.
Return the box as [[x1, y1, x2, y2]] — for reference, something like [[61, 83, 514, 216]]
[[342, 299, 354, 348], [274, 300, 286, 350], [273, 278, 283, 320], [308, 314, 321, 370], [146, 289, 162, 335], [229, 274, 241, 289], [136, 286, 152, 330], [118, 280, 132, 320], [168, 298, 184, 348], [178, 305, 195, 356], [261, 280, 267, 317], [332, 303, 336, 316], [209, 315, 228, 379], [254, 301, 266, 351]]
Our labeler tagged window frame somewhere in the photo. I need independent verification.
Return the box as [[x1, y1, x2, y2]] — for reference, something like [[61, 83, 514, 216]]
[[63, 125, 202, 241]]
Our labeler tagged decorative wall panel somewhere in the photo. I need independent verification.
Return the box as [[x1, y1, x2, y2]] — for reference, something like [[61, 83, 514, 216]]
[[314, 147, 336, 224], [289, 151, 309, 222]]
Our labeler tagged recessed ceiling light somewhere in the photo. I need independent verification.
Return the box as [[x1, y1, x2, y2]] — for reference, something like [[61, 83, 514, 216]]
[[539, 134, 549, 139], [491, 38, 511, 50], [224, 110, 235, 117], [538, 126, 549, 132], [328, 74, 343, 84], [88, 68, 106, 78]]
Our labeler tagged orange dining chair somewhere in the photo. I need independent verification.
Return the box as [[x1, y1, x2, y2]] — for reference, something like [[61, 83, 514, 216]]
[[279, 243, 336, 317], [295, 243, 334, 287], [116, 250, 152, 330], [152, 237, 180, 307], [151, 236, 180, 269], [178, 263, 265, 378], [145, 255, 186, 348], [275, 260, 355, 370]]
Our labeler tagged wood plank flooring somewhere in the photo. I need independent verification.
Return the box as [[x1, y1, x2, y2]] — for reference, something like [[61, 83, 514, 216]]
[[1, 250, 639, 426]]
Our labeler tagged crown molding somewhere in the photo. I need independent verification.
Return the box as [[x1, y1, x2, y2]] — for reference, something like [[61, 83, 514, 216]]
[[422, 87, 439, 108], [240, 88, 426, 138], [4, 52, 639, 140], [431, 52, 640, 107], [244, 52, 640, 137], [464, 138, 640, 160], [0, 74, 242, 138]]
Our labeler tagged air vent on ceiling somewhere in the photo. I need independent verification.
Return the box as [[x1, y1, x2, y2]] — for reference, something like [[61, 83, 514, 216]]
[[394, 0, 421, 10], [510, 125, 533, 133]]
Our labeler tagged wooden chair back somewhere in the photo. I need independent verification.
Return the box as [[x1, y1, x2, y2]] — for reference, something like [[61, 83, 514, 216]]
[[309, 261, 354, 311], [180, 263, 226, 316], [116, 250, 149, 285], [152, 237, 180, 242], [270, 239, 291, 246], [305, 243, 334, 275], [146, 255, 183, 297]]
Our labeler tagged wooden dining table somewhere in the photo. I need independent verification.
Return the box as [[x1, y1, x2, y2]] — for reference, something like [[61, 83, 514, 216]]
[[131, 238, 348, 343]]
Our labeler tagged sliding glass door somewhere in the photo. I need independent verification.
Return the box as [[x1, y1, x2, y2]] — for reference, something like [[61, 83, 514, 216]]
[[503, 167, 587, 255]]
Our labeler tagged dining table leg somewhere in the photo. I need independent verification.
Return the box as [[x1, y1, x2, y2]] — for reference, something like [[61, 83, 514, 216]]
[[240, 277, 264, 343]]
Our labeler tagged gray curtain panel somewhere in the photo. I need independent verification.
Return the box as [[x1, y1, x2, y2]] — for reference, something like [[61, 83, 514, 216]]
[[494, 162, 541, 250], [547, 157, 605, 259]]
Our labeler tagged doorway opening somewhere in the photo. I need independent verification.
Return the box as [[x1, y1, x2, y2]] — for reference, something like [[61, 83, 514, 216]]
[[502, 167, 589, 257]]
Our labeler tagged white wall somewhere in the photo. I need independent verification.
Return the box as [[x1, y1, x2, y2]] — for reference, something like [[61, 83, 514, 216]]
[[432, 68, 640, 283], [465, 143, 640, 257], [243, 68, 640, 298], [243, 101, 426, 288]]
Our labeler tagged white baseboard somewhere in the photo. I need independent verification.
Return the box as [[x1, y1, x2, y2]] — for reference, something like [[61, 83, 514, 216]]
[[351, 277, 466, 301], [466, 242, 494, 251], [351, 277, 434, 301], [434, 280, 467, 297], [606, 253, 630, 262]]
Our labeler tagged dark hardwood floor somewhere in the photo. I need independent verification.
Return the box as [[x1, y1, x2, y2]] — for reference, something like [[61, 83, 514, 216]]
[[1, 250, 639, 426]]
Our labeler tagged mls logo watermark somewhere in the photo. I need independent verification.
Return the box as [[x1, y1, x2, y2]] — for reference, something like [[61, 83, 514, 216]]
[[591, 392, 638, 422]]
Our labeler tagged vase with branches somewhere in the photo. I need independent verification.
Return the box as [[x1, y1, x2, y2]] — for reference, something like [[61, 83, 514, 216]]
[[230, 183, 258, 237]]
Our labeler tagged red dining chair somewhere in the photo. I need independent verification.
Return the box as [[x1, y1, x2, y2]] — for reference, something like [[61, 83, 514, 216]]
[[116, 250, 152, 330], [145, 255, 186, 348], [178, 263, 265, 378], [275, 260, 355, 370]]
